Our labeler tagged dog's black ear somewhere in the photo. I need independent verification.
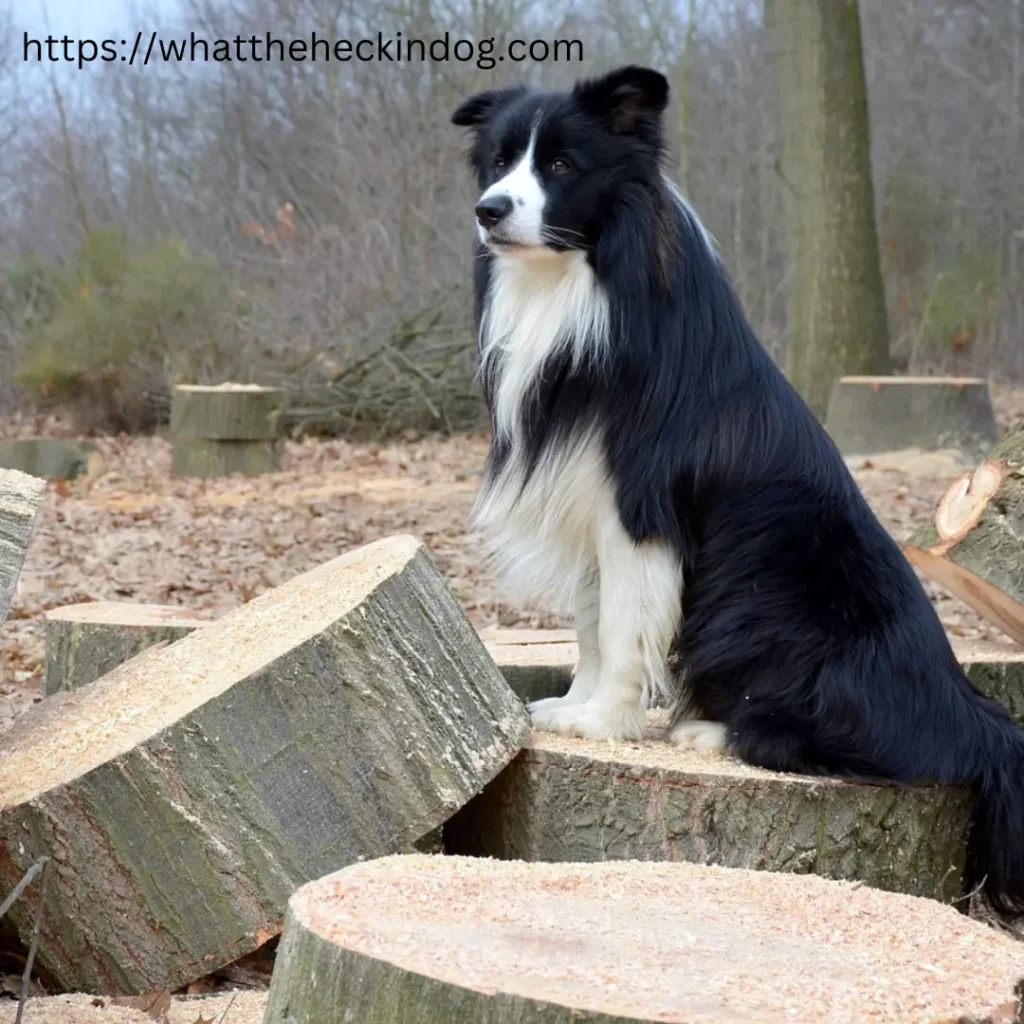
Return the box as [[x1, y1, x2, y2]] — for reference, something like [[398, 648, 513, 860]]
[[573, 66, 669, 133], [451, 86, 527, 128]]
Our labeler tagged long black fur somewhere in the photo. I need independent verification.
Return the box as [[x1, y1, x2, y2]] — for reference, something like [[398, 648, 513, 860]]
[[453, 66, 1024, 915]]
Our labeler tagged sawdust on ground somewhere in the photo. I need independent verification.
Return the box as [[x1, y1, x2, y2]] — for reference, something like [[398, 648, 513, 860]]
[[0, 991, 266, 1024]]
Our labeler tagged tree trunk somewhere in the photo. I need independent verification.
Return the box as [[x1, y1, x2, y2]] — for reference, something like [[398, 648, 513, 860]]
[[825, 376, 999, 457], [170, 384, 285, 441], [445, 714, 970, 900], [0, 469, 45, 626], [262, 854, 1024, 1024], [43, 601, 214, 695], [766, 0, 891, 417], [0, 536, 529, 994], [0, 440, 93, 481], [904, 423, 1024, 644], [170, 438, 283, 478]]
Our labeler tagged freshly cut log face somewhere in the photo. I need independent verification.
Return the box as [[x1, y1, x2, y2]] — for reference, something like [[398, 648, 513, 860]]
[[44, 601, 214, 695], [905, 423, 1024, 644], [263, 854, 1024, 1024], [956, 638, 1024, 725], [824, 375, 999, 456], [445, 712, 971, 899], [0, 535, 530, 994], [0, 468, 45, 626]]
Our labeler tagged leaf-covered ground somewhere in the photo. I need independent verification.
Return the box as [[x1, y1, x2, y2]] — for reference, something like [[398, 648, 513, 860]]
[[1, 385, 1022, 729]]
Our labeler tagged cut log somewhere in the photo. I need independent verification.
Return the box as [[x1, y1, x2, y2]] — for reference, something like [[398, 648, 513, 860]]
[[170, 383, 285, 441], [825, 375, 999, 456], [43, 601, 214, 696], [263, 854, 1024, 1024], [485, 639, 574, 703], [0, 439, 92, 481], [445, 712, 971, 899], [0, 469, 45, 626], [0, 535, 529, 994], [904, 423, 1024, 644], [956, 639, 1024, 726], [170, 438, 282, 478]]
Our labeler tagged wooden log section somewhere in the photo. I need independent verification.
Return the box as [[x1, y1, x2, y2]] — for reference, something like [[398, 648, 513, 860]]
[[43, 601, 215, 696], [956, 638, 1024, 726], [905, 423, 1024, 644], [170, 438, 283, 478], [0, 439, 93, 481], [825, 375, 999, 457], [445, 712, 971, 899], [263, 854, 1024, 1024], [0, 469, 45, 626], [170, 383, 285, 441], [485, 639, 574, 704], [0, 535, 530, 994]]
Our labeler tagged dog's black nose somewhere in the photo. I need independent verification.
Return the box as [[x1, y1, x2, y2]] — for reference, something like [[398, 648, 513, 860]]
[[475, 195, 513, 229]]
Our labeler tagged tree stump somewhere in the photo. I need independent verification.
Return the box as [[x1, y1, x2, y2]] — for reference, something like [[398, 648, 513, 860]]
[[484, 633, 574, 704], [170, 384, 285, 478], [956, 639, 1024, 726], [904, 423, 1024, 643], [445, 713, 970, 899], [263, 854, 1024, 1024], [0, 439, 93, 481], [43, 601, 215, 696], [825, 376, 999, 457], [0, 535, 530, 994], [0, 469, 45, 626]]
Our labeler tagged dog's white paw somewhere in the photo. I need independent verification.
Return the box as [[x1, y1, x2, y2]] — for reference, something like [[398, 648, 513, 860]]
[[528, 698, 645, 741], [669, 719, 727, 751]]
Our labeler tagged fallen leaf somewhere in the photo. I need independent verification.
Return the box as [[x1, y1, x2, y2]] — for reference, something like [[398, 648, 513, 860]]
[[112, 988, 172, 1020]]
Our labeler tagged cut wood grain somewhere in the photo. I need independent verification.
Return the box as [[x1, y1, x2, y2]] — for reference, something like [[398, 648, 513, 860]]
[[825, 375, 999, 456], [0, 469, 45, 627], [445, 712, 971, 899], [905, 423, 1024, 643], [263, 854, 1024, 1024], [0, 535, 530, 995], [43, 601, 215, 696]]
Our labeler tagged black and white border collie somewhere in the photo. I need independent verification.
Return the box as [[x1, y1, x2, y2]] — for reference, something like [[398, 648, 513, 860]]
[[452, 65, 1024, 914]]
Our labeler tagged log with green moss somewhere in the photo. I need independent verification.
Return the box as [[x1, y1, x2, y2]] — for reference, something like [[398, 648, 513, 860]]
[[0, 535, 530, 995], [43, 601, 214, 696], [825, 376, 999, 457], [170, 384, 285, 441], [904, 423, 1024, 644], [445, 714, 971, 900], [262, 854, 1024, 1024], [0, 469, 45, 626]]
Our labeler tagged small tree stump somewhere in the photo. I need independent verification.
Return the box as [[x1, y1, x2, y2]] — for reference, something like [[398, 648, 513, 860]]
[[957, 639, 1024, 726], [170, 384, 285, 441], [0, 535, 529, 994], [445, 713, 970, 899], [485, 637, 574, 703], [170, 438, 282, 478], [825, 376, 999, 456], [44, 601, 215, 696], [171, 384, 285, 478], [0, 469, 45, 626], [904, 423, 1024, 644], [263, 855, 1024, 1024], [0, 439, 92, 481]]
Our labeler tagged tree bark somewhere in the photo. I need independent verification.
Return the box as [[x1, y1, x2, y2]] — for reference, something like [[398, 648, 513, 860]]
[[0, 440, 93, 481], [957, 639, 1024, 726], [825, 376, 999, 457], [170, 384, 285, 441], [904, 423, 1024, 644], [0, 469, 45, 626], [766, 0, 891, 417], [445, 719, 971, 900], [262, 854, 1024, 1024], [0, 536, 529, 994], [43, 601, 214, 696], [170, 438, 283, 478]]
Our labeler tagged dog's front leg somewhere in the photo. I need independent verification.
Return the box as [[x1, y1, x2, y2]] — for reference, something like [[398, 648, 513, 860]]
[[529, 516, 681, 741]]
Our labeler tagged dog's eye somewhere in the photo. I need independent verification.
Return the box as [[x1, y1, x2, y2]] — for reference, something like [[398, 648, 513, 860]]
[[549, 158, 571, 174], [493, 157, 506, 173]]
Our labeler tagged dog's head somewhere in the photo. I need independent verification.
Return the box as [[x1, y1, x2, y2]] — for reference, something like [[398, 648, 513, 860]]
[[451, 66, 669, 256]]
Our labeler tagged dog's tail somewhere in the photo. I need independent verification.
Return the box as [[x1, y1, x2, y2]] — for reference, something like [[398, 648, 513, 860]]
[[966, 703, 1024, 916]]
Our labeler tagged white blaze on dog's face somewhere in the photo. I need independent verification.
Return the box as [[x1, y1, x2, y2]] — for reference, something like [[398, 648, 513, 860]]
[[474, 132, 547, 249]]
